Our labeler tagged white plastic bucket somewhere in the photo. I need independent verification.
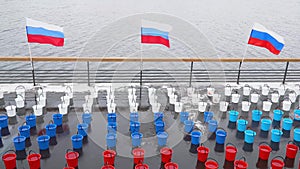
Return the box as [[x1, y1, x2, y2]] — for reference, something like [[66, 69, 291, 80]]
[[251, 93, 259, 103], [107, 103, 116, 113], [65, 86, 73, 98], [61, 95, 70, 106], [148, 88, 156, 97], [128, 88, 136, 96], [5, 105, 16, 117], [231, 93, 240, 103], [282, 100, 292, 111], [16, 88, 25, 99], [187, 87, 195, 97], [174, 102, 183, 113], [15, 96, 24, 108], [130, 103, 139, 112], [128, 94, 137, 103], [242, 101, 251, 112], [58, 103, 68, 115], [207, 87, 215, 97], [263, 101, 272, 111], [243, 85, 251, 96], [167, 88, 175, 97], [219, 101, 229, 112], [33, 104, 44, 116], [169, 94, 177, 105], [37, 95, 46, 107], [289, 92, 297, 103], [212, 94, 221, 104], [278, 85, 286, 96], [271, 93, 279, 103], [262, 85, 269, 96], [225, 85, 232, 96], [198, 102, 207, 112], [152, 102, 161, 113], [149, 95, 158, 106]]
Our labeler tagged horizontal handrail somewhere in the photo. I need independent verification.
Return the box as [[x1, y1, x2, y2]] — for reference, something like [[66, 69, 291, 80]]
[[1, 56, 300, 62]]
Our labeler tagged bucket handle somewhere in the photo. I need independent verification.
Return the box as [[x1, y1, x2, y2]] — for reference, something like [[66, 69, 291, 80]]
[[261, 116, 272, 120], [283, 115, 292, 120], [206, 157, 218, 163], [288, 140, 296, 145], [238, 156, 246, 162], [226, 143, 237, 149], [48, 120, 54, 124], [216, 127, 225, 132], [272, 156, 284, 161], [259, 142, 271, 146], [15, 85, 25, 92], [2, 150, 16, 156], [28, 150, 38, 155]]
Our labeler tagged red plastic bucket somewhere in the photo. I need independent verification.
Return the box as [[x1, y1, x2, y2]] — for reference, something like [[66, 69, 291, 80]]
[[225, 143, 237, 161], [164, 162, 178, 169], [101, 165, 115, 169], [63, 167, 75, 169], [2, 151, 17, 169], [286, 142, 299, 159], [205, 159, 218, 169], [234, 157, 248, 169], [132, 148, 145, 165], [258, 143, 272, 160], [197, 145, 210, 162], [160, 147, 173, 163], [27, 151, 41, 169], [135, 164, 149, 169], [103, 150, 116, 166], [271, 156, 285, 169], [65, 150, 79, 168]]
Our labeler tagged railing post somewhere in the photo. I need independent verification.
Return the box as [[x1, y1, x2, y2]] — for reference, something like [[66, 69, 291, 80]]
[[189, 62, 194, 87], [87, 61, 90, 86], [237, 61, 242, 85], [283, 61, 289, 84]]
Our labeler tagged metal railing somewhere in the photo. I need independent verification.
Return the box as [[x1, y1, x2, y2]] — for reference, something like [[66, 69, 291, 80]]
[[0, 56, 299, 85]]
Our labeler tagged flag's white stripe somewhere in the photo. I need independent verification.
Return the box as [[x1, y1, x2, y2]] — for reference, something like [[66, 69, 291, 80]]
[[252, 23, 284, 44], [141, 20, 172, 32], [26, 18, 63, 33]]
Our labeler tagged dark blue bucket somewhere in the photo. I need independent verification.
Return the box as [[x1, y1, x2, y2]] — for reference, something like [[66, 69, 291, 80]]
[[18, 125, 30, 138], [130, 122, 140, 133], [282, 118, 293, 131], [208, 120, 218, 132], [45, 124, 57, 137], [184, 120, 194, 133], [37, 135, 50, 150], [0, 115, 8, 128], [191, 131, 202, 145], [52, 114, 63, 126], [13, 136, 26, 150], [82, 113, 92, 125], [180, 112, 189, 123], [244, 130, 256, 143], [155, 121, 165, 134], [131, 132, 143, 147], [107, 113, 117, 123], [204, 111, 213, 123], [77, 123, 88, 137], [228, 111, 239, 122], [107, 122, 117, 134], [261, 118, 272, 131], [252, 110, 262, 122], [154, 112, 164, 123], [71, 134, 83, 149], [271, 129, 283, 142], [294, 110, 300, 121], [157, 132, 168, 146], [216, 129, 227, 144], [106, 133, 116, 148], [237, 119, 248, 132], [25, 115, 36, 128], [294, 128, 300, 142], [130, 112, 139, 122], [273, 110, 284, 121]]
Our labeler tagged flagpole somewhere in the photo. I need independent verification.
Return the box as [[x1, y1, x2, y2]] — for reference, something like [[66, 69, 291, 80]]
[[27, 43, 36, 87], [237, 43, 249, 85], [139, 30, 143, 109]]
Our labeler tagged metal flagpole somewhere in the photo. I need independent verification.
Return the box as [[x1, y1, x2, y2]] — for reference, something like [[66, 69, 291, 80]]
[[139, 30, 143, 109], [27, 39, 36, 87]]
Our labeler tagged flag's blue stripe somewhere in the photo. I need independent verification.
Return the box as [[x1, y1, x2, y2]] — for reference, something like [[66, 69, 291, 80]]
[[141, 27, 169, 40], [250, 30, 284, 51], [26, 26, 64, 38]]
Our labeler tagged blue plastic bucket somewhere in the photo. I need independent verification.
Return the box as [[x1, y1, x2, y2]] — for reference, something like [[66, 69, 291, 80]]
[[71, 134, 83, 149], [204, 111, 213, 123], [261, 119, 272, 131], [244, 130, 256, 143], [237, 119, 248, 132], [106, 133, 117, 148], [216, 129, 227, 144], [155, 121, 165, 134], [18, 125, 30, 138], [208, 120, 218, 132], [52, 114, 63, 126], [252, 110, 263, 122], [77, 123, 88, 137], [130, 122, 141, 133], [82, 113, 92, 125], [25, 115, 36, 128], [45, 124, 57, 137], [191, 131, 202, 145], [107, 113, 117, 123], [37, 135, 50, 150], [154, 112, 164, 122], [271, 129, 283, 142], [13, 136, 26, 150], [107, 122, 117, 134], [184, 120, 194, 133], [294, 110, 300, 121], [294, 128, 300, 142], [180, 112, 189, 123], [273, 110, 284, 121], [228, 111, 239, 122], [157, 132, 168, 147], [130, 112, 139, 122], [282, 118, 293, 131], [0, 115, 8, 128], [131, 132, 143, 147]]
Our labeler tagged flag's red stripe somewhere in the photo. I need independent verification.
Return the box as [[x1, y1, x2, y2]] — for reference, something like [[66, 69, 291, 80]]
[[27, 34, 64, 47], [141, 35, 170, 48], [248, 37, 280, 55]]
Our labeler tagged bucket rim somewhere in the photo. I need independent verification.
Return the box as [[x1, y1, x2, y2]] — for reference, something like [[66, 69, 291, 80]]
[[27, 153, 41, 161], [160, 147, 173, 155]]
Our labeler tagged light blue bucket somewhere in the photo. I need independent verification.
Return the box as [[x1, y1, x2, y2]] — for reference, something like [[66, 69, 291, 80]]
[[261, 118, 272, 131], [18, 125, 30, 138], [208, 120, 218, 132], [82, 113, 92, 125], [45, 124, 57, 137], [204, 111, 213, 123], [180, 112, 189, 123], [191, 131, 202, 145], [252, 110, 263, 122], [107, 113, 117, 123], [37, 135, 50, 150], [154, 112, 164, 123], [52, 114, 63, 126], [131, 132, 143, 147], [77, 123, 88, 137], [237, 119, 248, 132], [216, 129, 227, 144], [228, 111, 239, 122], [155, 121, 165, 134], [157, 132, 168, 147], [271, 129, 283, 142], [294, 128, 300, 142], [107, 122, 117, 134], [273, 110, 284, 121], [106, 133, 116, 148], [294, 110, 300, 121], [283, 118, 293, 131], [71, 134, 83, 149], [130, 122, 141, 133], [184, 120, 194, 133], [244, 130, 256, 144], [13, 136, 26, 150], [130, 112, 139, 122]]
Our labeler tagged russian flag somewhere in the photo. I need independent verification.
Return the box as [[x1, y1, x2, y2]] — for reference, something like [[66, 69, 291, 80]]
[[26, 18, 64, 47], [141, 20, 172, 48], [248, 23, 284, 55]]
